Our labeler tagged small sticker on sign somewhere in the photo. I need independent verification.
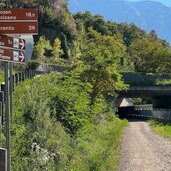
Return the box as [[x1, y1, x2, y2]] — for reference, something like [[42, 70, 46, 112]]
[[13, 38, 19, 49], [13, 51, 19, 61]]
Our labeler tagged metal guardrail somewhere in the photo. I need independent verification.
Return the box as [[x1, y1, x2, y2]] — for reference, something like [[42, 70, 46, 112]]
[[0, 70, 41, 126], [119, 107, 171, 120]]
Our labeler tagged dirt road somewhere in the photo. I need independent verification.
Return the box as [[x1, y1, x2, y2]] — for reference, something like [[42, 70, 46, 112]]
[[118, 120, 171, 171]]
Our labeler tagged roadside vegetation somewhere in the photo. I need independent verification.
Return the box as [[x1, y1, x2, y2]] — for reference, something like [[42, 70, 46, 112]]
[[149, 120, 171, 139], [8, 73, 127, 170]]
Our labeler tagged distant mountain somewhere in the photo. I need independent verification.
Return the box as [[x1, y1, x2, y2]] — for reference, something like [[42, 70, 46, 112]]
[[69, 0, 171, 44]]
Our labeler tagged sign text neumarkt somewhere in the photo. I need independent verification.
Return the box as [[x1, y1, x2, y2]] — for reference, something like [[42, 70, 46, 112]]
[[0, 8, 38, 35], [0, 47, 25, 64]]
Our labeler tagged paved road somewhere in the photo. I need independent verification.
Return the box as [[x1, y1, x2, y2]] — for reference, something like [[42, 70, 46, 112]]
[[118, 120, 171, 171]]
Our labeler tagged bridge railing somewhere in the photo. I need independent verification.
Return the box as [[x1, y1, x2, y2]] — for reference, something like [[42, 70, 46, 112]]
[[118, 107, 171, 120]]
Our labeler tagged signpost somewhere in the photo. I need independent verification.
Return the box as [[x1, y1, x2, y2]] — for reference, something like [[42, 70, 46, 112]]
[[0, 22, 38, 35], [0, 8, 38, 171], [0, 35, 25, 50], [0, 47, 25, 64], [0, 8, 38, 21], [0, 8, 38, 35]]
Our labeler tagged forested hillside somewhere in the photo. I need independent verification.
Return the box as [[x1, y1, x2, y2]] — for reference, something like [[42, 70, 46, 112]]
[[2, 0, 171, 74], [1, 0, 171, 170]]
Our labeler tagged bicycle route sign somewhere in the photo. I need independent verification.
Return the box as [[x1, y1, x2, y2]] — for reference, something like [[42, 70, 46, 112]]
[[0, 8, 38, 63]]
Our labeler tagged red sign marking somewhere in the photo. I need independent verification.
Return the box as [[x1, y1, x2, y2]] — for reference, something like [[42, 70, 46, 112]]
[[0, 22, 38, 35], [0, 47, 25, 63], [0, 9, 38, 21], [0, 35, 25, 50]]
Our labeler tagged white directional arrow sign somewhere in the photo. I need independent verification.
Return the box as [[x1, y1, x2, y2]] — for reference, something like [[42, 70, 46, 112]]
[[19, 39, 25, 50], [0, 35, 26, 51], [19, 52, 25, 62], [0, 35, 26, 64], [0, 47, 25, 64]]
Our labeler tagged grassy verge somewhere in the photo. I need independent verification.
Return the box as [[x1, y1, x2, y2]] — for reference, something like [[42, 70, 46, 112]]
[[69, 113, 128, 171], [149, 119, 171, 139]]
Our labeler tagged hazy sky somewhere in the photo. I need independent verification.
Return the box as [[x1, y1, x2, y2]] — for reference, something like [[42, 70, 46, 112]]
[[128, 0, 171, 7]]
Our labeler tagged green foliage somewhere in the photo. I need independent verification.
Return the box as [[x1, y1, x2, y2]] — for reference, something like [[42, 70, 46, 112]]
[[49, 71, 92, 134], [11, 74, 73, 170], [6, 71, 127, 170], [0, 69, 4, 83], [77, 27, 127, 104], [33, 36, 52, 60], [129, 37, 171, 74], [73, 12, 171, 75], [52, 38, 64, 62], [59, 32, 71, 59], [155, 79, 171, 85], [149, 119, 171, 139], [55, 8, 78, 48], [74, 12, 118, 36], [74, 12, 146, 43], [41, 7, 57, 27], [117, 23, 146, 47], [69, 111, 128, 171]]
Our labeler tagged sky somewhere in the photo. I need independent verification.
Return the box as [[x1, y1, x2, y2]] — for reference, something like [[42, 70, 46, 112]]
[[128, 0, 171, 7]]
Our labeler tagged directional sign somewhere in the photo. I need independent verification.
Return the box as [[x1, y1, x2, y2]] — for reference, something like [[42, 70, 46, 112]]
[[0, 8, 37, 21], [0, 35, 25, 50], [0, 47, 25, 63], [0, 22, 38, 35]]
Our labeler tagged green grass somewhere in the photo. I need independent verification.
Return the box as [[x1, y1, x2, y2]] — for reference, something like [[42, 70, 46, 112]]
[[0, 70, 4, 83], [149, 119, 171, 139], [155, 79, 171, 85], [69, 113, 128, 171]]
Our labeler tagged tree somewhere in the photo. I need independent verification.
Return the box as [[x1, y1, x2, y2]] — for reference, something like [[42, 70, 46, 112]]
[[33, 36, 52, 61], [77, 28, 127, 104], [129, 37, 171, 74], [52, 38, 64, 62], [117, 23, 146, 47], [150, 29, 158, 40]]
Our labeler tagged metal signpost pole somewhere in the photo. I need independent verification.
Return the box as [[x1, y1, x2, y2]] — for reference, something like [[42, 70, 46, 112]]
[[9, 63, 13, 124], [4, 62, 10, 171]]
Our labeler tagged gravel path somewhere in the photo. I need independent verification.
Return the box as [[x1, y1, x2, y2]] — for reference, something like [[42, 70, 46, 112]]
[[118, 120, 171, 171]]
